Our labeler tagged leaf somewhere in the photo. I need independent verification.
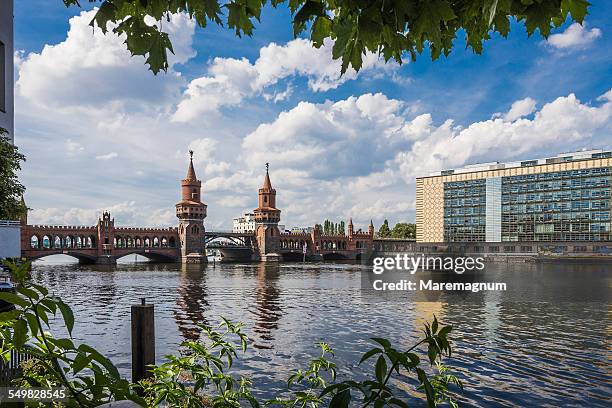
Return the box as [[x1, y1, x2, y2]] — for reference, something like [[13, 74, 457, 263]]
[[0, 292, 29, 308], [24, 312, 39, 337], [13, 318, 28, 348], [57, 300, 75, 337], [311, 16, 332, 47], [329, 388, 351, 408], [371, 338, 392, 349], [375, 355, 387, 383], [16, 286, 39, 301], [73, 352, 91, 374], [561, 0, 590, 23], [359, 347, 383, 365]]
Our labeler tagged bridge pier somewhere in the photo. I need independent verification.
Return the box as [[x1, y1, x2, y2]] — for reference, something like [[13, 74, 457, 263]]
[[95, 255, 117, 265]]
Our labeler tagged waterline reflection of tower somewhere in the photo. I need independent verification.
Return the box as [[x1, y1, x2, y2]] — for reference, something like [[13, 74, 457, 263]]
[[174, 264, 209, 341], [251, 263, 283, 350]]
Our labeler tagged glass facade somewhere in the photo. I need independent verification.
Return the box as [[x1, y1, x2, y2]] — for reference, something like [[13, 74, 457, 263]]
[[443, 167, 611, 242], [443, 179, 486, 242]]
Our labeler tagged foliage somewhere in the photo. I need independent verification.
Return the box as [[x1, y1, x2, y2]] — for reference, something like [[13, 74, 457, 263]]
[[0, 261, 463, 407], [0, 128, 27, 221], [378, 219, 391, 238], [390, 223, 416, 240], [0, 260, 143, 407], [322, 219, 345, 235], [62, 0, 591, 74]]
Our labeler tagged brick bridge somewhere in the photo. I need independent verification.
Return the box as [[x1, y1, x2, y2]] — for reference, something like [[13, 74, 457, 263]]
[[21, 213, 181, 264], [20, 153, 412, 264]]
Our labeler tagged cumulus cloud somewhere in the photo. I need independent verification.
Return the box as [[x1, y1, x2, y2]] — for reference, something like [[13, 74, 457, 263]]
[[395, 91, 612, 181], [493, 97, 537, 121], [16, 10, 195, 111], [241, 93, 411, 179], [547, 23, 602, 49], [172, 39, 395, 122]]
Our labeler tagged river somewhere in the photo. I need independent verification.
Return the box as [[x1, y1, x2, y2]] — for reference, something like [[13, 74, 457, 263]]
[[29, 258, 611, 407]]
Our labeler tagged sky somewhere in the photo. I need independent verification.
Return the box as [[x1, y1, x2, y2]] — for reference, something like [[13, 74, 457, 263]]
[[12, 0, 612, 231]]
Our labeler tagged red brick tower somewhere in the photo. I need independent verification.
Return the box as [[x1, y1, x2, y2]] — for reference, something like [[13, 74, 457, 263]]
[[254, 163, 282, 261], [176, 151, 207, 263]]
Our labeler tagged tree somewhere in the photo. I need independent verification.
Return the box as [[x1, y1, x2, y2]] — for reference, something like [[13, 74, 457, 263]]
[[63, 0, 591, 75], [378, 219, 391, 237], [0, 128, 27, 221], [338, 220, 345, 235], [391, 222, 416, 239]]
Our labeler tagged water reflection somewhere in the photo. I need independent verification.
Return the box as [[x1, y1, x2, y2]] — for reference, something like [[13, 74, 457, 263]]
[[251, 263, 283, 349], [27, 259, 612, 407], [174, 264, 209, 340]]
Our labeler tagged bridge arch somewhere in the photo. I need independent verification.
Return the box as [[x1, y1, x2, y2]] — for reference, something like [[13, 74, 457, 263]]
[[28, 251, 98, 264], [30, 235, 40, 249]]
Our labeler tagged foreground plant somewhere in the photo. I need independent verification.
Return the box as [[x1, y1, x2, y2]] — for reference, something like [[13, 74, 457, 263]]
[[0, 261, 462, 407], [62, 0, 591, 75]]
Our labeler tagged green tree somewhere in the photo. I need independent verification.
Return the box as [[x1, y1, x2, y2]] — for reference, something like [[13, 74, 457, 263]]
[[63, 0, 590, 75], [0, 128, 27, 221], [338, 220, 345, 235], [378, 219, 391, 238], [391, 222, 416, 239]]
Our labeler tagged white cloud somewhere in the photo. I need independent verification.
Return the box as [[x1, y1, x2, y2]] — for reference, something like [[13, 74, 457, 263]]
[[547, 23, 602, 49], [494, 97, 537, 121], [16, 10, 195, 112], [95, 152, 118, 160], [172, 38, 395, 122]]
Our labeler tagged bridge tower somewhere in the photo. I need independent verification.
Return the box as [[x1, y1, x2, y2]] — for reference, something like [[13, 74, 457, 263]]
[[254, 163, 282, 262], [176, 151, 207, 263], [96, 211, 115, 263]]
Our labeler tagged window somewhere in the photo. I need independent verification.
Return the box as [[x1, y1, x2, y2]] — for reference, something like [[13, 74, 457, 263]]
[[0, 41, 5, 113]]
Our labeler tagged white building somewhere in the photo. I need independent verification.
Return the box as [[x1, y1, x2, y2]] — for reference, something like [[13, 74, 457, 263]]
[[0, 0, 14, 143], [232, 213, 256, 233]]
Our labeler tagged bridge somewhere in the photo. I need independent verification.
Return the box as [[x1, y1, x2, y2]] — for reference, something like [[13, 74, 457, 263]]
[[18, 154, 403, 264], [21, 213, 181, 264]]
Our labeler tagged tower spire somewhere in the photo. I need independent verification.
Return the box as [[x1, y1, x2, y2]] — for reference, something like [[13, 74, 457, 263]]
[[186, 150, 197, 180], [262, 162, 273, 190]]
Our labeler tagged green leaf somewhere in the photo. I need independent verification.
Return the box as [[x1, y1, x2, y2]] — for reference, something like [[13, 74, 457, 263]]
[[73, 352, 91, 374], [13, 318, 28, 348], [24, 312, 39, 337], [16, 286, 39, 301], [561, 0, 590, 23], [0, 292, 29, 308], [375, 355, 387, 383], [329, 388, 351, 408], [57, 300, 75, 337], [359, 347, 383, 365], [371, 338, 392, 349]]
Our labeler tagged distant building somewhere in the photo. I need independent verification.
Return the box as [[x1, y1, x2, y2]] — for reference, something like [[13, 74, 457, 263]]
[[416, 149, 611, 243], [0, 0, 14, 143], [290, 226, 313, 234], [232, 213, 256, 233]]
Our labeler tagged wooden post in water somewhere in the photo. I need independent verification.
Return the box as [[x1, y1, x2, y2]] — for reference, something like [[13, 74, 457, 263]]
[[131, 298, 155, 383]]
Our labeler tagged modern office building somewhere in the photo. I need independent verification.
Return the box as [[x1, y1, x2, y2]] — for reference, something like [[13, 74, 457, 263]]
[[416, 150, 611, 243], [0, 0, 14, 143]]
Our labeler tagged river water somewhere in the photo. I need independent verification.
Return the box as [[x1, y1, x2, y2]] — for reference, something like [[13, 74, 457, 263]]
[[29, 258, 611, 407]]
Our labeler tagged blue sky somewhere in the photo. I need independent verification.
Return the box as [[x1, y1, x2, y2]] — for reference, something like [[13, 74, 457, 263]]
[[13, 0, 612, 230]]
